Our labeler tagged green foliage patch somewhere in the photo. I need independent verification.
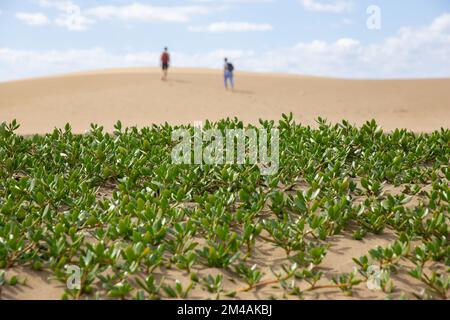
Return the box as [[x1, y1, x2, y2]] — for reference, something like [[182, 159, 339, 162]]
[[0, 115, 448, 299]]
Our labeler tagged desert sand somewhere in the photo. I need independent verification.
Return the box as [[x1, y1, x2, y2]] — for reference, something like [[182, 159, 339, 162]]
[[0, 69, 448, 300], [1, 224, 441, 300], [0, 68, 449, 135]]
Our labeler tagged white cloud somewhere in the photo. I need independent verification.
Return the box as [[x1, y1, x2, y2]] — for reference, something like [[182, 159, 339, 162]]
[[35, 0, 94, 31], [300, 0, 352, 13], [1, 14, 450, 81], [32, 1, 219, 30], [54, 11, 94, 31], [429, 13, 450, 32], [0, 48, 118, 80], [85, 3, 211, 23], [188, 22, 273, 32], [37, 0, 74, 11], [15, 12, 50, 26]]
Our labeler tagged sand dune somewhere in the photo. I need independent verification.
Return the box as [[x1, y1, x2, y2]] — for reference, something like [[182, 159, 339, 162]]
[[0, 68, 449, 134], [1, 68, 448, 300]]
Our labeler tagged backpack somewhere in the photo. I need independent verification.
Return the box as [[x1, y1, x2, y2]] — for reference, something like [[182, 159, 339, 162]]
[[227, 63, 234, 72]]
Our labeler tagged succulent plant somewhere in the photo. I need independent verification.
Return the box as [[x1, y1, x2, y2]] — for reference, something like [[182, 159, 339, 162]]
[[0, 116, 448, 300]]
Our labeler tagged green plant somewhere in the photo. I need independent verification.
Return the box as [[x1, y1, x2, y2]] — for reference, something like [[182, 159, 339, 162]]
[[409, 267, 449, 300], [197, 243, 240, 268], [331, 272, 362, 296], [174, 252, 197, 273], [0, 117, 448, 300], [0, 270, 5, 297], [263, 219, 306, 257], [290, 243, 328, 267], [135, 275, 164, 300], [202, 274, 224, 295], [234, 263, 263, 289], [106, 280, 134, 300], [162, 280, 194, 299]]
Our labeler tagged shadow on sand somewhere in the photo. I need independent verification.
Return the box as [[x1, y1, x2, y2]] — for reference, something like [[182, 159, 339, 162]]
[[166, 78, 191, 84], [232, 89, 253, 95]]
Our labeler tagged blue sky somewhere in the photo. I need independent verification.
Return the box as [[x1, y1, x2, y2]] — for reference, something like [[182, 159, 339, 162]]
[[0, 0, 450, 81]]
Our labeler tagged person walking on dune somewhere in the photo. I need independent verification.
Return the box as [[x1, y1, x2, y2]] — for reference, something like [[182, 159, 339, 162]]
[[224, 58, 234, 91], [161, 47, 170, 81]]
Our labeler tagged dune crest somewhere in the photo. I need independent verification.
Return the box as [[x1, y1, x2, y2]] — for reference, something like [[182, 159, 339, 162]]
[[0, 68, 449, 134]]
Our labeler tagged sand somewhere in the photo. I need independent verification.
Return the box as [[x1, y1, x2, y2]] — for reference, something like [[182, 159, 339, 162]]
[[0, 182, 445, 300], [1, 226, 441, 300], [0, 68, 449, 135], [0, 68, 448, 300]]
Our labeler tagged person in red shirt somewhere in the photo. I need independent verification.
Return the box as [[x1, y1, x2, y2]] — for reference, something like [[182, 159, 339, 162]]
[[160, 47, 170, 81]]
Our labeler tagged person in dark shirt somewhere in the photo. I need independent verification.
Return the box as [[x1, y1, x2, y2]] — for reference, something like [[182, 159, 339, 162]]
[[223, 57, 234, 91]]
